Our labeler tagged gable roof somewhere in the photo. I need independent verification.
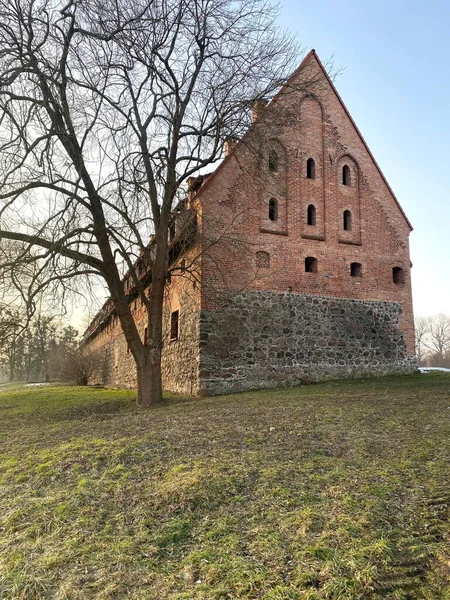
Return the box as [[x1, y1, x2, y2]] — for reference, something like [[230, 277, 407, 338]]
[[196, 49, 413, 232], [303, 51, 413, 231]]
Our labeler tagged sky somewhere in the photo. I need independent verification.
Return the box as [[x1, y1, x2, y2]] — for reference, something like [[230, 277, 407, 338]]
[[276, 0, 450, 317]]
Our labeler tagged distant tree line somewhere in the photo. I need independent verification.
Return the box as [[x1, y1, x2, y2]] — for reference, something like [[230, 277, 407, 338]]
[[415, 314, 450, 367], [0, 308, 97, 384]]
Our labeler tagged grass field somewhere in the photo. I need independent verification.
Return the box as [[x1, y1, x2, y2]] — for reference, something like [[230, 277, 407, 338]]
[[0, 374, 449, 599]]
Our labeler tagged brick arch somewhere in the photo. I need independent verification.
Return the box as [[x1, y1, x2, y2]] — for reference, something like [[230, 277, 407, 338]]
[[336, 153, 361, 245], [300, 93, 325, 118], [335, 153, 361, 186], [267, 138, 288, 171], [300, 94, 325, 242]]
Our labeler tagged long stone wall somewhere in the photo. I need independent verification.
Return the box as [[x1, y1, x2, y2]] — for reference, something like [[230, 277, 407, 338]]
[[198, 291, 417, 395]]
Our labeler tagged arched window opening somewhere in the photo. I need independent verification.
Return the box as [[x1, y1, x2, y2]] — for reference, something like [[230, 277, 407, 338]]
[[307, 158, 315, 179], [305, 256, 318, 273], [268, 198, 278, 221], [392, 267, 405, 285], [268, 150, 278, 172], [307, 204, 316, 226], [342, 164, 351, 186], [350, 262, 362, 277], [343, 209, 352, 231], [256, 251, 270, 268]]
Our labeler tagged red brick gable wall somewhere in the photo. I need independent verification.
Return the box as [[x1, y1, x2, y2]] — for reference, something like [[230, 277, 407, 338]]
[[198, 53, 415, 354]]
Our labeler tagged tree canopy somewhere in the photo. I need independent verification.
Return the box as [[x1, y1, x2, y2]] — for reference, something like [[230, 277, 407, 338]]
[[0, 0, 303, 404]]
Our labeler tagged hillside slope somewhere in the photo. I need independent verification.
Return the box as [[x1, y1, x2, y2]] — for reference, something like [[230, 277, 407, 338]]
[[0, 375, 449, 599]]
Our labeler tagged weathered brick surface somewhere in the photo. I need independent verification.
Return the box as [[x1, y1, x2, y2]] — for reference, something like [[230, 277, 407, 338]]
[[199, 52, 415, 356]]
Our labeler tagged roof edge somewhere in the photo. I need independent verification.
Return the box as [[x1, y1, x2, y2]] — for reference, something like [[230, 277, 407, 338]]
[[304, 51, 413, 232], [196, 49, 413, 232]]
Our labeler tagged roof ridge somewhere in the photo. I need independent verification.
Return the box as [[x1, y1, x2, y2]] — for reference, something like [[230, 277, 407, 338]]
[[304, 52, 413, 231], [195, 49, 413, 232]]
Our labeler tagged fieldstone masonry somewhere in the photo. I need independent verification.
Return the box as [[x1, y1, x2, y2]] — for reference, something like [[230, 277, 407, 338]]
[[199, 291, 417, 395], [161, 296, 201, 395]]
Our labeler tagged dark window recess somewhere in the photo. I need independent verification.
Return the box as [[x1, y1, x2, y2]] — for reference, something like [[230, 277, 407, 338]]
[[392, 267, 405, 285], [350, 262, 362, 277], [342, 164, 351, 186], [170, 310, 179, 340], [305, 256, 318, 273], [307, 204, 316, 226], [306, 158, 315, 179], [143, 327, 148, 346], [268, 150, 278, 172], [343, 209, 352, 231], [268, 198, 278, 221]]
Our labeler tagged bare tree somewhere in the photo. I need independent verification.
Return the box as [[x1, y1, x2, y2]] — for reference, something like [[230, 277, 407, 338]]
[[414, 316, 430, 366], [47, 326, 100, 385], [428, 313, 450, 366], [0, 0, 312, 405], [0, 304, 21, 381], [415, 314, 450, 367]]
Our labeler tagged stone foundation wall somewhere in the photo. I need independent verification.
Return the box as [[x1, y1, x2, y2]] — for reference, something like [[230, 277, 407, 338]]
[[199, 291, 417, 395]]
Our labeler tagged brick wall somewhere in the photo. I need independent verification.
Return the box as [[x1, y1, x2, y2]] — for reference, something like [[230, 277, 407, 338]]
[[198, 52, 415, 358], [83, 51, 416, 396], [85, 266, 201, 395]]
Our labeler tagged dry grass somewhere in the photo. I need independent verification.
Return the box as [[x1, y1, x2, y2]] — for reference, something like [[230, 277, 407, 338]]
[[0, 373, 449, 599]]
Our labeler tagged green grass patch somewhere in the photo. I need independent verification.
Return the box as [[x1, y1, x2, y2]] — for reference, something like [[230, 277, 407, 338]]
[[0, 374, 449, 599]]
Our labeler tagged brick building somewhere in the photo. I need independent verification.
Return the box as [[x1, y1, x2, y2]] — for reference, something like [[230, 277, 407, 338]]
[[83, 50, 417, 395]]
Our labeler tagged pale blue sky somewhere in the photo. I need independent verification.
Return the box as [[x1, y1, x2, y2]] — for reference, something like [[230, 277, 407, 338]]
[[277, 0, 450, 317]]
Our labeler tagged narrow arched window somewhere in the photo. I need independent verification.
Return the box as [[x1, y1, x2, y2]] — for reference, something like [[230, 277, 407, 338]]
[[268, 198, 278, 221], [343, 210, 352, 231], [307, 204, 316, 226], [307, 158, 315, 179], [268, 150, 278, 172], [305, 256, 318, 273], [392, 267, 404, 285], [342, 164, 351, 186], [350, 262, 362, 277]]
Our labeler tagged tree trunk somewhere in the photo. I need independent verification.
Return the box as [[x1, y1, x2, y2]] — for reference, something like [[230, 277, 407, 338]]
[[136, 349, 163, 407], [133, 225, 167, 407]]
